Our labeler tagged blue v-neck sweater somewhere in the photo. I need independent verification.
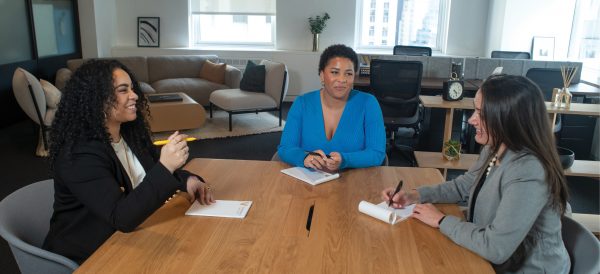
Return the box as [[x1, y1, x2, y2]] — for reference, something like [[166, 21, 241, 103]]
[[278, 90, 386, 169]]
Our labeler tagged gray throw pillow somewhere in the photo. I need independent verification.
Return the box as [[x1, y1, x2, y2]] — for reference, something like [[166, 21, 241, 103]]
[[240, 60, 266, 92]]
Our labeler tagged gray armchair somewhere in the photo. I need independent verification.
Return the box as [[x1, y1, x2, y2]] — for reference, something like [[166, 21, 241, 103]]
[[0, 179, 79, 273], [12, 68, 60, 157], [209, 60, 288, 131]]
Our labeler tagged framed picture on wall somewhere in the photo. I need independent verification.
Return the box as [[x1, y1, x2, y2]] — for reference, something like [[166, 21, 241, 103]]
[[138, 17, 160, 47], [531, 36, 554, 60]]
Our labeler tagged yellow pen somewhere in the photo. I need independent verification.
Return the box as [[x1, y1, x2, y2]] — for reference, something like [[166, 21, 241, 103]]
[[153, 137, 197, 146]]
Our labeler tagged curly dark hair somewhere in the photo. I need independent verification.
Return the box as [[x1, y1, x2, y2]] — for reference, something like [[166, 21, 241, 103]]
[[318, 44, 359, 74], [49, 59, 155, 168]]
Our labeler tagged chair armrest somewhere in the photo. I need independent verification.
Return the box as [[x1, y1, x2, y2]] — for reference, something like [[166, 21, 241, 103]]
[[224, 65, 241, 89], [54, 68, 73, 91]]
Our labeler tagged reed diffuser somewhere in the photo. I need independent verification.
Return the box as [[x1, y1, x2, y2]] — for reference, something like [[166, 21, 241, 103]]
[[552, 66, 577, 108]]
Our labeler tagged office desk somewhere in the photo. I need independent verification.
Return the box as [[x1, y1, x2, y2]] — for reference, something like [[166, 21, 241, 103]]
[[355, 76, 481, 91], [77, 159, 493, 273]]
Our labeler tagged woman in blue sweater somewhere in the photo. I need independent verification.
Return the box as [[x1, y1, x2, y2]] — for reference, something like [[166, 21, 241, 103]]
[[278, 44, 386, 171]]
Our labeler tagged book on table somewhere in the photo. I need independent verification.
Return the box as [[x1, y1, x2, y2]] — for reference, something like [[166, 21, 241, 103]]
[[358, 201, 415, 224], [147, 93, 183, 103], [281, 167, 340, 186], [185, 200, 253, 219]]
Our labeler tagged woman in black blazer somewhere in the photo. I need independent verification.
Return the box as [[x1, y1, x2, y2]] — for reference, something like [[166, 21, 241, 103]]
[[42, 59, 214, 264]]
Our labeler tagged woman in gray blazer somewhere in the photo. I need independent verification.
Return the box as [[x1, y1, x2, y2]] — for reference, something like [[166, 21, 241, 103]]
[[383, 74, 570, 273]]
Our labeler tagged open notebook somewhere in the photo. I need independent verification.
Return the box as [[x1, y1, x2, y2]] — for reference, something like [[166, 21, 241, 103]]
[[185, 200, 252, 219], [281, 167, 340, 186]]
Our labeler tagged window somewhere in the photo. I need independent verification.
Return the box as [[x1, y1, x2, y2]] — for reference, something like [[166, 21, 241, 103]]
[[190, 0, 275, 46], [370, 0, 376, 9], [357, 0, 449, 51], [369, 26, 375, 36], [568, 0, 600, 61]]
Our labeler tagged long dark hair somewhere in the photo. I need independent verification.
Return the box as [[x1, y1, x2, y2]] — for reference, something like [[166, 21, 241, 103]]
[[49, 59, 155, 167], [479, 74, 568, 214]]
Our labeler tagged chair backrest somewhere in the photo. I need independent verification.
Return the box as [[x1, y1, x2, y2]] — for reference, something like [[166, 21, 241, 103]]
[[12, 68, 47, 125], [393, 45, 432, 56], [491, 51, 531, 59], [370, 60, 423, 126], [0, 179, 79, 273], [525, 68, 563, 101], [261, 60, 289, 107], [561, 216, 600, 274]]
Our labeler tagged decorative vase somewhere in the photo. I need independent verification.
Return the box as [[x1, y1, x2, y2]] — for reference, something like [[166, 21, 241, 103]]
[[312, 33, 319, 52]]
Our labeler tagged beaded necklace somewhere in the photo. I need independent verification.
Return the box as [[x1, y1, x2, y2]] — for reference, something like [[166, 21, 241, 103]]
[[485, 154, 499, 177]]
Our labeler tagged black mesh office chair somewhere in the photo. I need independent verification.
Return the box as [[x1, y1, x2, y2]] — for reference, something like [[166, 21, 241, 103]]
[[393, 45, 432, 56], [491, 51, 531, 59], [370, 60, 423, 166], [525, 68, 563, 133]]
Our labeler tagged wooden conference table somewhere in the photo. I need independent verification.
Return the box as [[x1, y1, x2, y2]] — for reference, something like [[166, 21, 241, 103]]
[[77, 159, 493, 273]]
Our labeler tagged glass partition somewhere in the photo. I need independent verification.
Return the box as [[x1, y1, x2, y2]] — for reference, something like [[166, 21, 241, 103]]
[[32, 0, 76, 58], [0, 0, 33, 65]]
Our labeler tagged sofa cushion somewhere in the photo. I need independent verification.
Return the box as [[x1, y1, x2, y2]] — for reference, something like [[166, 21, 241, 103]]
[[139, 82, 156, 94], [67, 57, 150, 82], [261, 60, 287, 106], [199, 60, 226, 84], [210, 89, 277, 111], [147, 55, 218, 82], [240, 60, 266, 92], [40, 79, 61, 109], [151, 78, 228, 106]]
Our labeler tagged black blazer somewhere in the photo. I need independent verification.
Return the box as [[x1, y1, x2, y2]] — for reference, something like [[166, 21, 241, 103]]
[[42, 139, 195, 264]]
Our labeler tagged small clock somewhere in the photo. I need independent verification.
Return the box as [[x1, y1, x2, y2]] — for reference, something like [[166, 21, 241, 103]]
[[442, 80, 464, 101]]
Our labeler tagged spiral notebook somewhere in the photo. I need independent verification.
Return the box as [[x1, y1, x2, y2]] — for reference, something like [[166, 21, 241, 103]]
[[281, 167, 340, 186], [358, 201, 415, 224]]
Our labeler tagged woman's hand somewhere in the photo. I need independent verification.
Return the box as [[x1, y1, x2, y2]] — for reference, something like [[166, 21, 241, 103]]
[[304, 150, 328, 170], [159, 131, 190, 173], [186, 176, 215, 205], [411, 203, 445, 228], [323, 152, 342, 171], [381, 188, 420, 208]]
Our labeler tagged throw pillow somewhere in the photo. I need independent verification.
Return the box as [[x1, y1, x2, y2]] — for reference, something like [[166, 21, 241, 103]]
[[199, 60, 226, 84], [40, 79, 62, 109], [240, 60, 266, 92]]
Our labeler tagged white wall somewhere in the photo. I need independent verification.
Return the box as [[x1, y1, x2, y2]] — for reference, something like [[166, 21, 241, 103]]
[[446, 0, 490, 57], [486, 0, 575, 60], [276, 0, 356, 51], [78, 0, 116, 58]]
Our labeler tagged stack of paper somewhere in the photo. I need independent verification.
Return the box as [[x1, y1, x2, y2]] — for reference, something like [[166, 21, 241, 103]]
[[281, 167, 340, 186], [358, 201, 415, 224], [185, 200, 253, 219]]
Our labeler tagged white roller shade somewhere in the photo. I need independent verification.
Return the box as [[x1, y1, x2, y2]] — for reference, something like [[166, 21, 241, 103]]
[[191, 0, 275, 14]]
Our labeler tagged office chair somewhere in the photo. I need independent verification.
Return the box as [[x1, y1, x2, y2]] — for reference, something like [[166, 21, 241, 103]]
[[393, 45, 432, 56], [491, 51, 531, 59], [370, 59, 423, 167], [525, 68, 564, 133], [0, 179, 79, 274], [561, 216, 600, 274]]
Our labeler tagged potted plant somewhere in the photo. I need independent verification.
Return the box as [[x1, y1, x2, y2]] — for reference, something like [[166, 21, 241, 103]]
[[442, 140, 461, 161], [308, 12, 330, 52]]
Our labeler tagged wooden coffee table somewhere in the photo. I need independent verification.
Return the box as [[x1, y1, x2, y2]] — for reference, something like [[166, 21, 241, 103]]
[[146, 92, 206, 132]]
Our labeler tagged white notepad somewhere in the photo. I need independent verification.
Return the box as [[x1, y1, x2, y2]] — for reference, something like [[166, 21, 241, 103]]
[[281, 167, 340, 185], [358, 201, 415, 224], [185, 200, 252, 219]]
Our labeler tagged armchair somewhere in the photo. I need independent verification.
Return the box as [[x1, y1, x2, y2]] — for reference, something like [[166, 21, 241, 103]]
[[12, 68, 59, 157], [209, 60, 288, 131], [370, 60, 423, 166]]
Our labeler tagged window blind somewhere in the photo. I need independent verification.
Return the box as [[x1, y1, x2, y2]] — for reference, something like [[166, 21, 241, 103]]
[[191, 0, 275, 15]]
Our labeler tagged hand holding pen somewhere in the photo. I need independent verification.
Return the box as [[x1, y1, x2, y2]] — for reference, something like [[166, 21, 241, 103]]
[[304, 150, 342, 172], [382, 181, 420, 209]]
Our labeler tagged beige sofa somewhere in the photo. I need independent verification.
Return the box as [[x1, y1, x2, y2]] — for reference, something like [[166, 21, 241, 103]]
[[55, 55, 241, 106]]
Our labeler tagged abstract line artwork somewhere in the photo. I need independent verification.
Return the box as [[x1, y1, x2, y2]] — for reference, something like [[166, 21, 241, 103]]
[[138, 17, 160, 47]]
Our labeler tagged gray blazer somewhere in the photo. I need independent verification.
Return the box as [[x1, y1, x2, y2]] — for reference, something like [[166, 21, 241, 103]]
[[418, 146, 570, 273]]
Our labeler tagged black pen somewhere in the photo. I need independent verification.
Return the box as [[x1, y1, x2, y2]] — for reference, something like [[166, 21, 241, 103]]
[[307, 151, 332, 159], [388, 180, 403, 207]]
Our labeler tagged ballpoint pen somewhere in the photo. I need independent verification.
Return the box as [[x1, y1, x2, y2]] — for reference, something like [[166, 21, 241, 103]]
[[153, 137, 197, 146], [388, 180, 403, 207], [307, 151, 332, 159]]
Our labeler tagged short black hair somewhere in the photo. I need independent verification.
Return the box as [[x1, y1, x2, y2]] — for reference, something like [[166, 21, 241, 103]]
[[318, 44, 359, 73]]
